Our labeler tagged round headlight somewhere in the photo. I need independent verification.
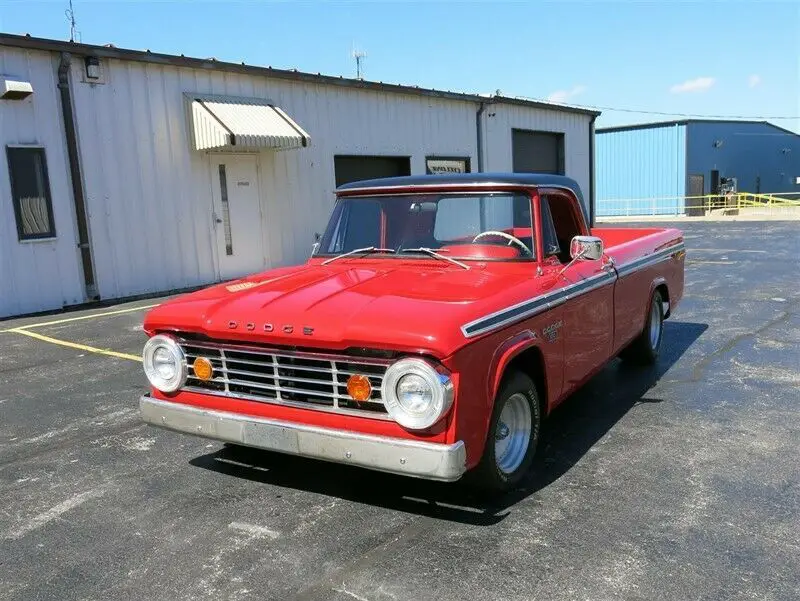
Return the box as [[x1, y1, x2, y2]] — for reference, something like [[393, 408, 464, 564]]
[[142, 334, 187, 393], [381, 358, 453, 430]]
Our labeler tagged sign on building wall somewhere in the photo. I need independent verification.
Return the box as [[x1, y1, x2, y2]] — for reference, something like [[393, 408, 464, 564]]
[[425, 157, 470, 175]]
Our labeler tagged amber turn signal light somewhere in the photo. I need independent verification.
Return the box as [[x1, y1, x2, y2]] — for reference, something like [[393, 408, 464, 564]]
[[193, 357, 214, 381], [347, 374, 372, 402]]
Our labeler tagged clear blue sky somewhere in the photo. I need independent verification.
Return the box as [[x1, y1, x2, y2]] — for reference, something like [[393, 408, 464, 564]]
[[2, 0, 799, 132]]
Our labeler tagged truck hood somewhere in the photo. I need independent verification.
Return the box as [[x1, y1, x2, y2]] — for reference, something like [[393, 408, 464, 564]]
[[144, 262, 544, 357]]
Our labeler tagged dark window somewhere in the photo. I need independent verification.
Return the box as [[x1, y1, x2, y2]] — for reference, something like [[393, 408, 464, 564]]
[[710, 169, 720, 194], [512, 129, 565, 175], [218, 164, 234, 255], [334, 155, 411, 187], [540, 194, 582, 264], [7, 146, 56, 241]]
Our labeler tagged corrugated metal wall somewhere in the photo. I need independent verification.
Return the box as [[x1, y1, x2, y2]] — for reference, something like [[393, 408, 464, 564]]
[[1, 45, 593, 317], [69, 59, 484, 301], [596, 124, 687, 216], [686, 121, 800, 194], [68, 59, 592, 304], [483, 103, 592, 206], [0, 48, 85, 317]]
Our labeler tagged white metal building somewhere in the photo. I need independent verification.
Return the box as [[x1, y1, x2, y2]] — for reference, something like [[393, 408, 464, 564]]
[[0, 34, 599, 318]]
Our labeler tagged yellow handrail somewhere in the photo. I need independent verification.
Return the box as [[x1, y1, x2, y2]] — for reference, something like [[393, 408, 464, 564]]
[[597, 192, 800, 216]]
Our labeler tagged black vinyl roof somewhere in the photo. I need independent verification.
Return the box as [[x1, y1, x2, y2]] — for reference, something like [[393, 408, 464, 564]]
[[337, 172, 583, 193], [337, 172, 588, 223]]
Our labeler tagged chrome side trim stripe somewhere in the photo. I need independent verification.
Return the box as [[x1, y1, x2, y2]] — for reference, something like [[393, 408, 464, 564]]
[[615, 242, 685, 277], [461, 270, 615, 338], [460, 242, 684, 338]]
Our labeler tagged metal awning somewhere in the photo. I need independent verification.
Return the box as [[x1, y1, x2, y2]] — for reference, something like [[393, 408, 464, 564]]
[[188, 95, 310, 151]]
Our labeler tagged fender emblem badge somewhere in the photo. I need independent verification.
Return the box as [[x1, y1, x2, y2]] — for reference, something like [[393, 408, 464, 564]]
[[283, 325, 294, 334], [303, 327, 314, 336], [542, 320, 563, 343], [228, 320, 238, 329]]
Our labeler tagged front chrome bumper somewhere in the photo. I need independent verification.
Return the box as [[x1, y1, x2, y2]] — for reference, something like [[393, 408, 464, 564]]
[[139, 395, 467, 482]]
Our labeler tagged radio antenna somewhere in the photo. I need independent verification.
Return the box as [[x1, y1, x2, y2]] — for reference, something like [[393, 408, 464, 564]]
[[66, 0, 78, 42], [351, 45, 367, 80]]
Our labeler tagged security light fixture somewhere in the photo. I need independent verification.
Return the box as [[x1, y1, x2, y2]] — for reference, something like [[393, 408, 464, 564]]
[[712, 140, 723, 148], [84, 56, 101, 80]]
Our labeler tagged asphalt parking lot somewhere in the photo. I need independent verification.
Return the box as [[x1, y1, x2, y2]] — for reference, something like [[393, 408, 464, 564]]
[[1, 220, 799, 601]]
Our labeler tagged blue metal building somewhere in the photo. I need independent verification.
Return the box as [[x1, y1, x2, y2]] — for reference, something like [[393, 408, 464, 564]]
[[596, 120, 800, 216]]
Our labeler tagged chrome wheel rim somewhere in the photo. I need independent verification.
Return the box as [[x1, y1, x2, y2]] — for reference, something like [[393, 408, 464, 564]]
[[649, 300, 662, 350], [494, 393, 532, 474]]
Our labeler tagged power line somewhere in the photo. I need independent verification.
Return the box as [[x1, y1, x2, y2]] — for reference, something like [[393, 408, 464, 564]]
[[516, 96, 799, 121]]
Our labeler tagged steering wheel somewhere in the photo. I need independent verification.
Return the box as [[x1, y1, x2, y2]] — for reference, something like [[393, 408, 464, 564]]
[[472, 231, 532, 256]]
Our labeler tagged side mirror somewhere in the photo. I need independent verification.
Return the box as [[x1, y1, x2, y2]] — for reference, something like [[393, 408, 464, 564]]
[[569, 235, 603, 261]]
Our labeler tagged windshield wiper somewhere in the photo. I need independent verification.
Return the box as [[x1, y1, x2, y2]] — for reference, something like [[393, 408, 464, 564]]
[[400, 247, 470, 270], [321, 246, 396, 265]]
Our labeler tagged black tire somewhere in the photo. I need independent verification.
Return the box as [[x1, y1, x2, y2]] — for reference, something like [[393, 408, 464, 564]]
[[619, 289, 664, 365], [470, 371, 541, 493]]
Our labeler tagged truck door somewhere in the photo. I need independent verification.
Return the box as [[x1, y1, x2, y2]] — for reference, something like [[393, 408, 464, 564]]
[[539, 191, 615, 392]]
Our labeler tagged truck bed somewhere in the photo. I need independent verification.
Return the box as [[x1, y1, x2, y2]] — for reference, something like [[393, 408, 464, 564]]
[[592, 226, 684, 264]]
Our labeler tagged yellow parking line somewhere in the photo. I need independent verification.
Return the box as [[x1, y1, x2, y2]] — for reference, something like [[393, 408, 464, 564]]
[[4, 303, 160, 332], [9, 328, 141, 362]]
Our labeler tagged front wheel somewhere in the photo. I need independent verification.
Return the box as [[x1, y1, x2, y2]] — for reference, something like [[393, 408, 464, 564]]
[[620, 289, 664, 365], [471, 371, 541, 493]]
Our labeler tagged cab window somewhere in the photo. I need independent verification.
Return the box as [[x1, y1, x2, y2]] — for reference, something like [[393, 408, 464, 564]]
[[540, 194, 582, 264]]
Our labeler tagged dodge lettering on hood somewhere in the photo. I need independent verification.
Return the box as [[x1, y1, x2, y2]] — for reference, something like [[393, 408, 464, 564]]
[[139, 173, 685, 492]]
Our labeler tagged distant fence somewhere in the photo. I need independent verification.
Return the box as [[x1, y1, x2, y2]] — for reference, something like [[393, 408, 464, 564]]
[[597, 192, 800, 217]]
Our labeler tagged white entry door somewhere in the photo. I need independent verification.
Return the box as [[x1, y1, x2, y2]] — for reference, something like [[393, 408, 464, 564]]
[[210, 155, 265, 280]]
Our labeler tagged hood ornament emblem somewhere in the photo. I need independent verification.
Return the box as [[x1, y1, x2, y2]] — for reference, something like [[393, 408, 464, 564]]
[[225, 321, 312, 335]]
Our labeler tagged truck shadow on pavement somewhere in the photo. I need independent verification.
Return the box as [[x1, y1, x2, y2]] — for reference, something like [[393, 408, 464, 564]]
[[190, 321, 708, 526]]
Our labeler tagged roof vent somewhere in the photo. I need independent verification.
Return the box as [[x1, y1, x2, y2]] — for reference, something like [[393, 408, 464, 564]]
[[0, 77, 33, 100]]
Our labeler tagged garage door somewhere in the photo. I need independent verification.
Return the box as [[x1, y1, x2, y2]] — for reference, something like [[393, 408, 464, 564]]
[[334, 156, 411, 187], [512, 129, 565, 175]]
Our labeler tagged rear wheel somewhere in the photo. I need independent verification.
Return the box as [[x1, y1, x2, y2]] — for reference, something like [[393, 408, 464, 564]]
[[620, 289, 664, 365], [471, 371, 541, 493]]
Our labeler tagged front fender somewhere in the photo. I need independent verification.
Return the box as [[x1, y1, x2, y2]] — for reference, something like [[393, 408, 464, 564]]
[[487, 329, 540, 404]]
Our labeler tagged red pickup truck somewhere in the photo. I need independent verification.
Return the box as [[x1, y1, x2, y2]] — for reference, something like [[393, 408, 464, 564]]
[[140, 173, 685, 492]]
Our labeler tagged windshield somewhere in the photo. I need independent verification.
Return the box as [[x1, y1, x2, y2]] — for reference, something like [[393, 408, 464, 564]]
[[315, 193, 535, 261]]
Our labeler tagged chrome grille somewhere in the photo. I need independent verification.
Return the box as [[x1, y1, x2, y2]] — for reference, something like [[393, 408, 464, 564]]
[[179, 339, 390, 419]]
